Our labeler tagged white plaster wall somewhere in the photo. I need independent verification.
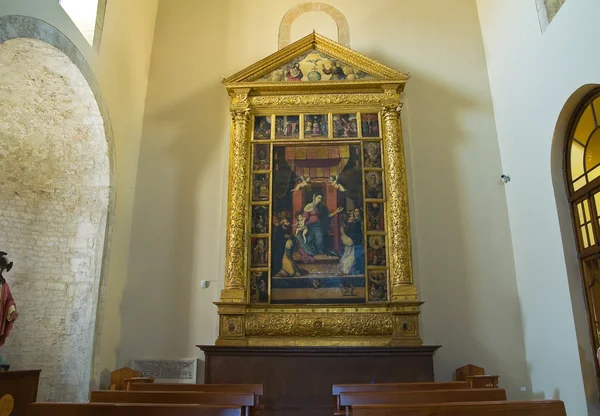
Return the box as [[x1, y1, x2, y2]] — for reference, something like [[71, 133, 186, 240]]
[[0, 38, 108, 402], [0, 0, 160, 393], [126, 0, 530, 399], [476, 0, 600, 414]]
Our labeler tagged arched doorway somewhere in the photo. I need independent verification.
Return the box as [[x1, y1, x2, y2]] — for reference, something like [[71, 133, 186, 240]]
[[0, 33, 113, 401], [565, 88, 600, 389]]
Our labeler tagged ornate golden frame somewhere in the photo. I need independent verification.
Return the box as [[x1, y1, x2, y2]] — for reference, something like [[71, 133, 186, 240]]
[[216, 33, 422, 347]]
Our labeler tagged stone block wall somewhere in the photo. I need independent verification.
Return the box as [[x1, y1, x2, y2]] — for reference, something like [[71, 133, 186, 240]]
[[0, 38, 110, 401]]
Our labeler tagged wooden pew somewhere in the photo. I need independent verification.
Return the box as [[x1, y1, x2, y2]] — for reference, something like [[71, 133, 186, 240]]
[[89, 391, 255, 416], [28, 402, 242, 416], [128, 384, 263, 412], [350, 400, 567, 416], [332, 382, 468, 416], [129, 383, 263, 396], [339, 389, 507, 416]]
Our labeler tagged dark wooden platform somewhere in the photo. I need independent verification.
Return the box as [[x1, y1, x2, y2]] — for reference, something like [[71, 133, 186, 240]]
[[198, 346, 440, 416], [0, 369, 41, 416]]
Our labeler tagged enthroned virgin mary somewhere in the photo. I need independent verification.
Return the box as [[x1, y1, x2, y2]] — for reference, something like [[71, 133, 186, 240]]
[[295, 193, 343, 258]]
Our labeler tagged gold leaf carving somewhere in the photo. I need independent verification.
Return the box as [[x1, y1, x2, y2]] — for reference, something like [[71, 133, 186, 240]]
[[250, 93, 383, 108], [221, 316, 243, 336], [224, 106, 251, 293], [394, 314, 418, 337], [245, 313, 392, 337], [382, 101, 413, 290]]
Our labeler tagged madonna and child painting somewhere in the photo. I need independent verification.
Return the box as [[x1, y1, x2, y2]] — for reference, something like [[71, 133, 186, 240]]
[[262, 143, 386, 304]]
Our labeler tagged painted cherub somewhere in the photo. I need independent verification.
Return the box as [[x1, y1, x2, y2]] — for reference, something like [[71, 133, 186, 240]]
[[328, 175, 347, 192], [291, 176, 311, 192]]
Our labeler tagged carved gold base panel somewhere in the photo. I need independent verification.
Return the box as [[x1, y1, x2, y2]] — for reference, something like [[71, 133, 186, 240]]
[[215, 302, 423, 347]]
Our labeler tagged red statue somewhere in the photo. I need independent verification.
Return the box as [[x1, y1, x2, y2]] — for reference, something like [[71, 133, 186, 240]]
[[0, 252, 17, 347]]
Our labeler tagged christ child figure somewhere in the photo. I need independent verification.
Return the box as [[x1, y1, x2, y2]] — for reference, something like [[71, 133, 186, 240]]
[[294, 214, 308, 243]]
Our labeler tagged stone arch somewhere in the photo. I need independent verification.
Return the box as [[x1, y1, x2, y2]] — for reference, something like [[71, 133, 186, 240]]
[[279, 2, 350, 49], [0, 16, 115, 401]]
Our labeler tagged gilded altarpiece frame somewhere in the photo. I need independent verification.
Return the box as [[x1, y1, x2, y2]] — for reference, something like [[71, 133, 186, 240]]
[[216, 33, 422, 347]]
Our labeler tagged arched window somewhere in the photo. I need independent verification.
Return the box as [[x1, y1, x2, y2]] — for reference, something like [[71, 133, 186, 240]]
[[566, 88, 600, 375]]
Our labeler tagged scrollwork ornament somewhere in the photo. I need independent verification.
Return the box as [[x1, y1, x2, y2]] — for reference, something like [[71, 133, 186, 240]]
[[245, 313, 393, 337], [382, 103, 413, 289], [250, 93, 384, 108]]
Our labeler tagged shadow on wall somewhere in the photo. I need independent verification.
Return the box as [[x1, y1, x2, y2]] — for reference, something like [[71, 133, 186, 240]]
[[115, 83, 228, 377], [550, 83, 600, 412], [365, 45, 531, 399]]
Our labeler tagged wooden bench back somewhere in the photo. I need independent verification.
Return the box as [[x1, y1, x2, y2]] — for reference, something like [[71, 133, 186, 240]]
[[340, 388, 506, 407], [90, 391, 255, 407], [350, 400, 567, 416], [130, 383, 263, 396], [333, 381, 469, 395], [27, 403, 242, 416]]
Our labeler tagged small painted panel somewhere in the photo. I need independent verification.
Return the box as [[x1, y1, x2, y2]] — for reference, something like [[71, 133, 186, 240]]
[[250, 271, 269, 303], [364, 141, 382, 168], [251, 205, 269, 234], [361, 113, 380, 137], [253, 144, 270, 171], [275, 115, 300, 139], [367, 235, 386, 267], [252, 173, 270, 202], [365, 171, 384, 199], [257, 49, 375, 82], [251, 238, 269, 267], [366, 202, 385, 232], [333, 114, 358, 138], [368, 270, 388, 302], [254, 116, 272, 140], [304, 114, 329, 138]]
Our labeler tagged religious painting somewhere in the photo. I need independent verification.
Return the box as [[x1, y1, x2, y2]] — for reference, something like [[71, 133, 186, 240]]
[[253, 144, 270, 171], [254, 116, 271, 140], [361, 113, 380, 138], [368, 270, 388, 302], [365, 171, 384, 199], [304, 114, 329, 138], [364, 141, 382, 168], [257, 49, 375, 82], [250, 271, 269, 303], [251, 206, 269, 235], [366, 202, 385, 232], [333, 114, 358, 138], [367, 235, 386, 266], [251, 238, 269, 267], [270, 143, 366, 304], [252, 174, 270, 202], [275, 115, 300, 139]]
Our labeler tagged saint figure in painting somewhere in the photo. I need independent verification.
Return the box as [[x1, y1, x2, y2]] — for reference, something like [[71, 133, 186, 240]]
[[322, 60, 346, 80], [286, 63, 303, 81]]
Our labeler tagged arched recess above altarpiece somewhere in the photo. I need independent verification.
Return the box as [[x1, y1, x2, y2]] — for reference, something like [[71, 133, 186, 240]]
[[215, 32, 422, 347]]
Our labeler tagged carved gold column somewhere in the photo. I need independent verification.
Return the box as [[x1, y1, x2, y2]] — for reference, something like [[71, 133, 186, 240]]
[[220, 89, 251, 303], [382, 85, 417, 302]]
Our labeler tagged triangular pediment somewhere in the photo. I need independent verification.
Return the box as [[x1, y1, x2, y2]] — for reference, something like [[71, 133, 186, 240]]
[[223, 32, 408, 86]]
